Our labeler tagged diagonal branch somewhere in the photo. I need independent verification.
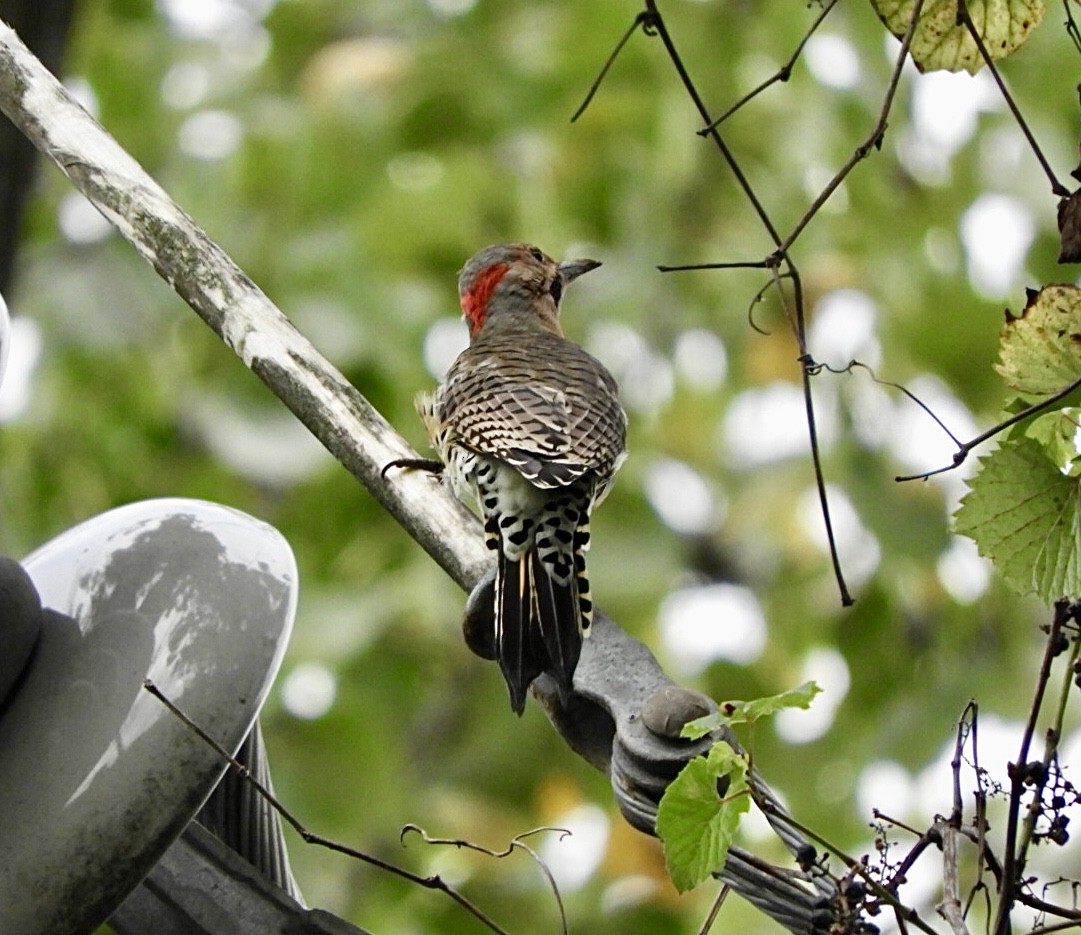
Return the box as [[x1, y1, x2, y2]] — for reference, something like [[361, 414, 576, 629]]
[[0, 16, 491, 595]]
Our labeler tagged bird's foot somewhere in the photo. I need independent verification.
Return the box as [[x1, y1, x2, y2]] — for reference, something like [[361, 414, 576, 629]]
[[380, 457, 444, 479]]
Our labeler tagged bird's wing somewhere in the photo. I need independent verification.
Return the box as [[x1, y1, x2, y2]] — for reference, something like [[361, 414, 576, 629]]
[[440, 341, 626, 488]]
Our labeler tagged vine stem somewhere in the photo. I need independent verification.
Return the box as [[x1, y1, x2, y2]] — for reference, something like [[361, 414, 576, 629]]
[[993, 602, 1071, 935]]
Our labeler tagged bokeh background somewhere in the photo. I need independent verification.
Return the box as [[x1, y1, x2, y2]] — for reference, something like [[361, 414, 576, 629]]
[[2, 0, 1080, 932]]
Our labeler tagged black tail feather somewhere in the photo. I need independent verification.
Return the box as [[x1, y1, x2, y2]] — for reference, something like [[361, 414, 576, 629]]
[[495, 550, 544, 715], [494, 548, 583, 715], [528, 550, 582, 703]]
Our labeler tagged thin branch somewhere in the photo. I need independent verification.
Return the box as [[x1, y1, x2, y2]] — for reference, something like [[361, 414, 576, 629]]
[[571, 10, 654, 123], [1066, 0, 1081, 56], [756, 800, 938, 935], [401, 825, 571, 935], [1015, 619, 1081, 883], [807, 359, 964, 448], [936, 710, 973, 935], [698, 0, 840, 133], [697, 883, 732, 935], [993, 603, 1071, 935], [956, 0, 1070, 199], [641, 0, 853, 604], [143, 680, 512, 935], [771, 0, 925, 258], [896, 370, 1081, 482]]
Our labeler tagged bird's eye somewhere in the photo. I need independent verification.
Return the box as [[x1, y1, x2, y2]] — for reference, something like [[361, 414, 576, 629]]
[[529, 246, 545, 263], [548, 277, 563, 303]]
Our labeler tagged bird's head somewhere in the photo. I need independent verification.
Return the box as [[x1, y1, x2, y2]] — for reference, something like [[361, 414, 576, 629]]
[[458, 243, 600, 338]]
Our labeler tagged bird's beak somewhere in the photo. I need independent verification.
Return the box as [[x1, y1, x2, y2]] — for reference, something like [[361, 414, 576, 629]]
[[557, 258, 601, 284]]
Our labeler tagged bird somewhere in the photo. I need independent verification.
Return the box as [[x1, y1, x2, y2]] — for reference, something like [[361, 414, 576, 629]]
[[411, 243, 627, 715]]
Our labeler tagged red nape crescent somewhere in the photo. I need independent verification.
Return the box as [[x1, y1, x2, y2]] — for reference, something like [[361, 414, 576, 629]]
[[461, 262, 508, 335]]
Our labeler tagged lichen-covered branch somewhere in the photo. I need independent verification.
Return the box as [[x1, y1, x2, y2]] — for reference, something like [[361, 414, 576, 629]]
[[0, 16, 489, 594]]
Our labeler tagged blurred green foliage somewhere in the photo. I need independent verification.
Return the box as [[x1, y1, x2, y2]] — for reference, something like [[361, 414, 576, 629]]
[[3, 0, 1080, 932]]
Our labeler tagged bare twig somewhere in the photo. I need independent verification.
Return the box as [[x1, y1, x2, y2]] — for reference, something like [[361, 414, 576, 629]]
[[1015, 614, 1081, 887], [142, 680, 514, 934], [697, 883, 732, 935], [401, 825, 571, 935], [640, 0, 852, 604], [956, 0, 1070, 199], [698, 0, 840, 133], [756, 799, 938, 935], [936, 709, 973, 935], [571, 10, 654, 123], [771, 0, 926, 258], [993, 603, 1071, 935], [896, 370, 1081, 482]]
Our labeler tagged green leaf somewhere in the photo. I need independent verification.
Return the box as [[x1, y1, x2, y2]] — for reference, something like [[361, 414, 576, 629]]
[[871, 0, 1045, 74], [954, 438, 1081, 601], [1024, 409, 1081, 477], [656, 743, 751, 893], [995, 285, 1081, 399], [682, 681, 823, 740]]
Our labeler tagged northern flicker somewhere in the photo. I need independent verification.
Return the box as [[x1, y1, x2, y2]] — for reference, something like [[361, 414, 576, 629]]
[[414, 243, 626, 715]]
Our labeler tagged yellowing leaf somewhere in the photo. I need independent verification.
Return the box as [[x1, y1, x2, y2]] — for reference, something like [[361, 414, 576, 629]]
[[996, 285, 1081, 399], [872, 0, 1044, 74], [656, 743, 751, 893], [954, 439, 1081, 601]]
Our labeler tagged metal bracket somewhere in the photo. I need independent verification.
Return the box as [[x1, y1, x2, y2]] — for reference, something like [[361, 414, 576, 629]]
[[466, 575, 860, 935]]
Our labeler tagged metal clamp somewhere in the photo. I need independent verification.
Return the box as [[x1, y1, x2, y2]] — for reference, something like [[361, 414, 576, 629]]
[[466, 577, 862, 935]]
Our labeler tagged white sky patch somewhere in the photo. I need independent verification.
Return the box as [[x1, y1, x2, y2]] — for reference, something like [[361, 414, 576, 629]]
[[280, 661, 337, 720], [62, 76, 99, 118], [804, 33, 861, 90], [914, 713, 1022, 818], [960, 193, 1035, 298], [178, 109, 243, 160], [721, 381, 834, 467], [588, 321, 673, 415], [0, 290, 9, 394], [936, 535, 992, 604], [0, 315, 42, 423], [856, 759, 914, 820], [187, 393, 330, 485], [423, 317, 468, 380], [802, 164, 848, 214], [658, 583, 767, 674], [161, 61, 212, 110], [673, 327, 727, 392], [809, 288, 881, 370], [58, 191, 113, 245], [538, 804, 609, 892], [923, 226, 961, 275], [897, 68, 1000, 184], [428, 0, 477, 15], [798, 484, 881, 587], [387, 152, 444, 192], [847, 379, 896, 451], [775, 647, 850, 744], [887, 374, 980, 510], [643, 457, 722, 536], [600, 875, 656, 914], [157, 0, 276, 40]]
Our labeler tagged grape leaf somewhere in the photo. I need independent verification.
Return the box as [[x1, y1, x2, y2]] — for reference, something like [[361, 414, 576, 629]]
[[656, 742, 751, 893], [995, 284, 1081, 399], [681, 681, 822, 740], [871, 0, 1044, 74], [954, 438, 1081, 601], [1024, 408, 1081, 477]]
